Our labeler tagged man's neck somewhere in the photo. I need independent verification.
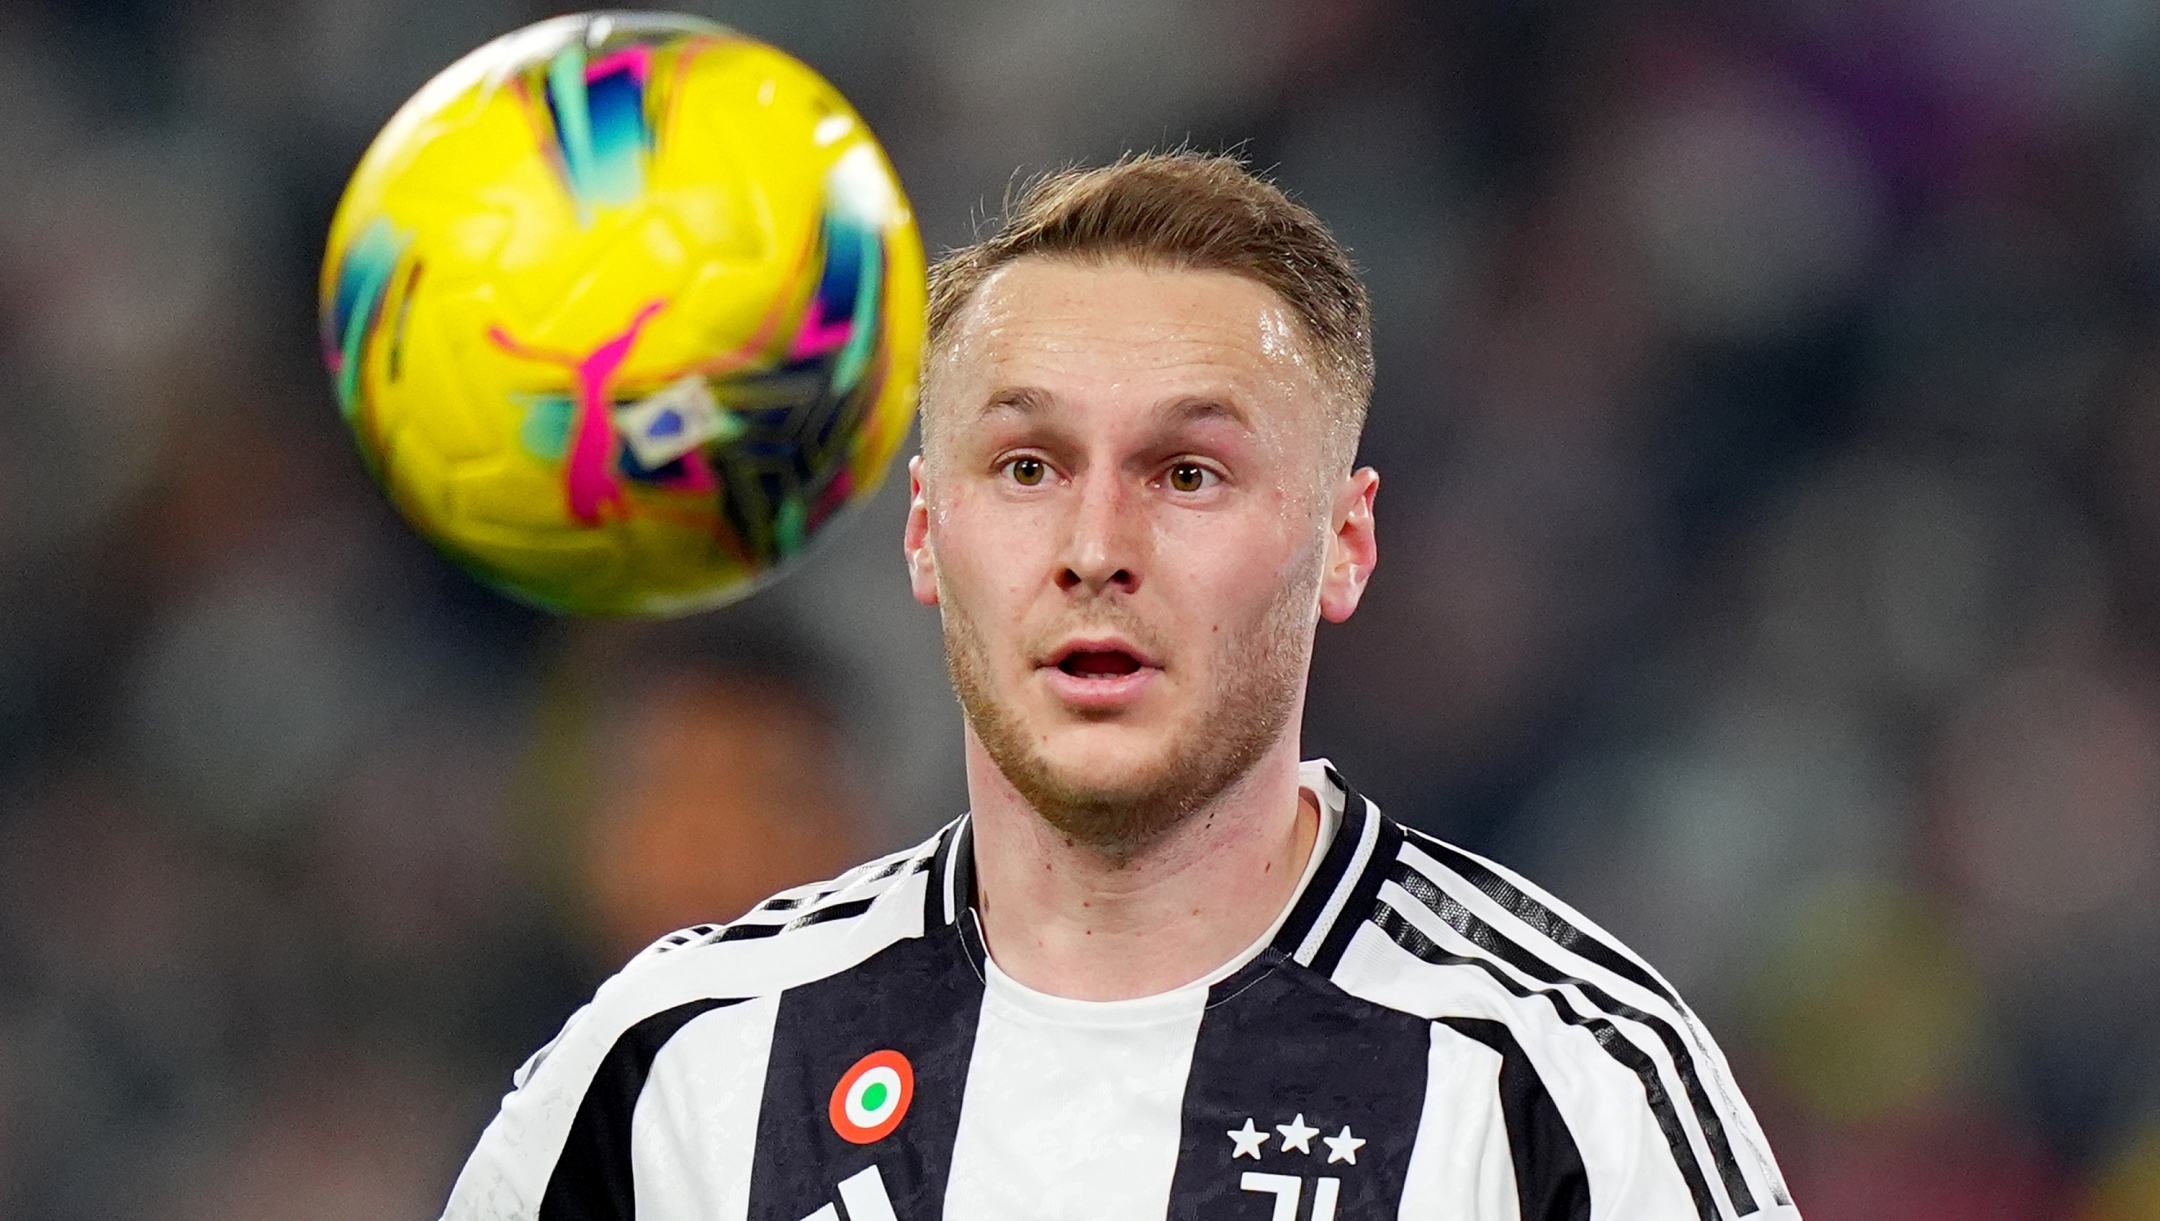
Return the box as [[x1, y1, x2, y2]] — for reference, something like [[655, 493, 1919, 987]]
[[964, 736, 1322, 1002]]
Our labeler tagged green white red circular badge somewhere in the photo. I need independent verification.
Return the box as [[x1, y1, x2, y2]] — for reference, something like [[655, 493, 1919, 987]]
[[829, 1049, 913, 1144]]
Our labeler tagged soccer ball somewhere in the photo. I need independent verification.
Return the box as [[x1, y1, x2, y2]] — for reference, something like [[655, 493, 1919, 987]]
[[320, 12, 925, 616]]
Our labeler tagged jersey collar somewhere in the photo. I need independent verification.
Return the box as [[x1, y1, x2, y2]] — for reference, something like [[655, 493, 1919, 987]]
[[922, 762, 1401, 981]]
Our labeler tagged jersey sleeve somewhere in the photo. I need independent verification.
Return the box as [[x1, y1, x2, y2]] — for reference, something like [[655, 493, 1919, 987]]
[[436, 837, 936, 1221], [440, 999, 601, 1220], [438, 947, 774, 1220], [1334, 825, 1803, 1221]]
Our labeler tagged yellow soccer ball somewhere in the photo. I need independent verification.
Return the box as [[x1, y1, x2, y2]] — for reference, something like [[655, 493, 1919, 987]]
[[321, 11, 924, 616]]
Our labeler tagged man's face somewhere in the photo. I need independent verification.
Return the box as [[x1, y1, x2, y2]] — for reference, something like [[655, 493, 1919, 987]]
[[904, 258, 1377, 851]]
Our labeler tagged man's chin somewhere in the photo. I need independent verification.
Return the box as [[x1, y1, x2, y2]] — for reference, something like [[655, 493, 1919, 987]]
[[981, 718, 1246, 857], [1022, 728, 1181, 800], [1032, 708, 1200, 765]]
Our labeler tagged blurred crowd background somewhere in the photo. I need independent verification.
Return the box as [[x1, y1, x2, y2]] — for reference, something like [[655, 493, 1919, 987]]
[[1, 0, 2158, 1216]]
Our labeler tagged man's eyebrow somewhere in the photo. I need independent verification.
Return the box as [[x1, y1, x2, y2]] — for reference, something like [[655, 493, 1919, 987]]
[[968, 390, 1252, 430], [975, 387, 1055, 420], [1153, 397, 1252, 430]]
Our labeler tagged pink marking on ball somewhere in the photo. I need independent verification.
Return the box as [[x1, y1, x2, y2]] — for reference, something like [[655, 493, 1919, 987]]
[[586, 45, 654, 84], [788, 297, 853, 360], [488, 301, 668, 525]]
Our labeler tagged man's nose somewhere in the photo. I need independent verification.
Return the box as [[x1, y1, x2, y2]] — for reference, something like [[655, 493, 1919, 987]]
[[1056, 467, 1142, 595]]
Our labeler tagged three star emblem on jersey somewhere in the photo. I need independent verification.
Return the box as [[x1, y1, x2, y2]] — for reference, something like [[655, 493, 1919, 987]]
[[830, 1050, 914, 1144], [1226, 1115, 1364, 1164], [1224, 1114, 1365, 1221]]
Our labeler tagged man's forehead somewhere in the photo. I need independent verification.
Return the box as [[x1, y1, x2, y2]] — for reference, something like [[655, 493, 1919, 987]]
[[962, 257, 1299, 339], [938, 258, 1327, 402]]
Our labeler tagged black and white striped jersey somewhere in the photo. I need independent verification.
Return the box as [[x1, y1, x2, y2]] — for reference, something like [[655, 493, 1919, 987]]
[[443, 761, 1798, 1221]]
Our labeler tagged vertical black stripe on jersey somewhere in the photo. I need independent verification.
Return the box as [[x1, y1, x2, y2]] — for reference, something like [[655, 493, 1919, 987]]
[[1307, 796, 1401, 976], [1440, 1019, 1591, 1221], [948, 820, 977, 926], [746, 933, 985, 1221], [1268, 767, 1370, 959], [1388, 858, 1758, 1217], [539, 997, 749, 1221], [1370, 902, 1725, 1221], [1166, 951, 1431, 1219], [921, 817, 973, 932]]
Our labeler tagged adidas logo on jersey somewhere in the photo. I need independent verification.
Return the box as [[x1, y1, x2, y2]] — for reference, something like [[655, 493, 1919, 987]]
[[797, 1163, 899, 1221]]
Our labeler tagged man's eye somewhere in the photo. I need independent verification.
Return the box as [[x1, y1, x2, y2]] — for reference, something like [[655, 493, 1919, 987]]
[[1167, 463, 1214, 493], [1005, 457, 1047, 486]]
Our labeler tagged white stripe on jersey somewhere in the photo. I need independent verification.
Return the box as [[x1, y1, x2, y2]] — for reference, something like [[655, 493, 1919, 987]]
[[938, 822, 970, 928], [1397, 1022, 1518, 1221], [631, 994, 780, 1221], [943, 958, 1203, 1221]]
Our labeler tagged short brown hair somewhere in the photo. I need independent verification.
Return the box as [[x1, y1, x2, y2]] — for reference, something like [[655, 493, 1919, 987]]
[[923, 152, 1373, 470]]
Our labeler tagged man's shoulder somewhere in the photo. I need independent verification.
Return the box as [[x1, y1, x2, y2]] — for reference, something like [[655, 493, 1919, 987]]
[[581, 819, 968, 1032], [1314, 805, 1706, 1048], [440, 823, 980, 1221], [1308, 798, 1797, 1220], [1286, 773, 1688, 1027], [1371, 820, 1687, 1009]]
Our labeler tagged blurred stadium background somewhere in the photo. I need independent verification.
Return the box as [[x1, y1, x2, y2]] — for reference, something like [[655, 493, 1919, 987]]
[[2, 0, 2159, 1216]]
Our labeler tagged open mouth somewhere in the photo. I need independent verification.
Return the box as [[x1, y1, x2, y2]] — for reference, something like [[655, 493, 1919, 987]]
[[1057, 649, 1143, 678]]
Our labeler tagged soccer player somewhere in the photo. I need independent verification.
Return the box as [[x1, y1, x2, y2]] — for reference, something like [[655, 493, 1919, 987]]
[[442, 153, 1799, 1221]]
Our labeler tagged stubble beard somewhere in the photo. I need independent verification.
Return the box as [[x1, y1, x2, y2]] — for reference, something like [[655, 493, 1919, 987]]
[[941, 551, 1321, 860]]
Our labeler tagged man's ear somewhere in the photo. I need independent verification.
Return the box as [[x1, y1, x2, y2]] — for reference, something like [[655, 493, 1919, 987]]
[[903, 454, 939, 606], [1318, 467, 1378, 623]]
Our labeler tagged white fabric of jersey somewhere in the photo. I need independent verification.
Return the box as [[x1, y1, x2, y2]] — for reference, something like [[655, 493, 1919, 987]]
[[442, 761, 1801, 1221], [943, 790, 1342, 1221]]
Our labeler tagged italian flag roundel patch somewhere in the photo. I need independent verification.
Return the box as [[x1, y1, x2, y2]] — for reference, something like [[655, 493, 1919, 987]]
[[829, 1050, 913, 1144]]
